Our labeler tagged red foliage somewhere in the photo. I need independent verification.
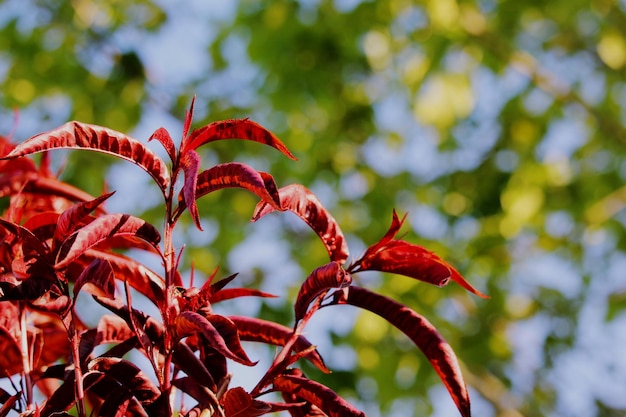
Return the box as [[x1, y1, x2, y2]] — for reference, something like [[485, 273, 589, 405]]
[[0, 105, 486, 416]]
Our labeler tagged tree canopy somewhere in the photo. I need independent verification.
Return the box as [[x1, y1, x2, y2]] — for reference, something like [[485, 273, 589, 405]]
[[2, 0, 626, 416]]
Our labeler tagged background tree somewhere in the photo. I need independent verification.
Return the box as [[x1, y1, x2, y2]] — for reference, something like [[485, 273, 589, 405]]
[[1, 0, 625, 416]]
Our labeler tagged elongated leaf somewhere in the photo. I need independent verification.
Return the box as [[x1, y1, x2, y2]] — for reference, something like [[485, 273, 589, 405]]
[[210, 288, 277, 304], [54, 192, 114, 248], [221, 387, 271, 417], [23, 211, 60, 241], [228, 315, 329, 373], [2, 122, 171, 192], [0, 326, 22, 376], [360, 209, 407, 259], [180, 149, 202, 230], [172, 376, 219, 411], [183, 96, 196, 140], [184, 118, 296, 160], [356, 240, 452, 286], [88, 357, 161, 403], [273, 374, 365, 417], [0, 218, 49, 257], [80, 250, 166, 306], [95, 316, 135, 347], [355, 239, 488, 298], [193, 162, 281, 210], [55, 213, 161, 269], [334, 286, 471, 417], [173, 341, 217, 392], [149, 127, 177, 164], [0, 390, 21, 417], [174, 311, 255, 366], [252, 184, 349, 263], [294, 261, 351, 323], [73, 258, 115, 300]]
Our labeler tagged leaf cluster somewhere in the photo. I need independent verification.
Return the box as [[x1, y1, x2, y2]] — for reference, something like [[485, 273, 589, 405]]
[[0, 101, 485, 416]]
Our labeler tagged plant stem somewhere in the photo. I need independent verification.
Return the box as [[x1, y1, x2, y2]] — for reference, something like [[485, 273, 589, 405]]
[[69, 312, 86, 417], [250, 293, 326, 397], [18, 302, 33, 411]]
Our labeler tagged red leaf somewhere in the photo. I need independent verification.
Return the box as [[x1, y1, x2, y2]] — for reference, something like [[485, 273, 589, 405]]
[[2, 121, 171, 192], [23, 211, 60, 241], [229, 315, 329, 373], [55, 213, 161, 269], [221, 387, 271, 417], [356, 239, 488, 298], [193, 162, 281, 210], [360, 209, 407, 259], [210, 288, 277, 304], [94, 314, 135, 345], [355, 240, 452, 286], [352, 212, 488, 298], [54, 192, 114, 249], [79, 250, 166, 306], [22, 175, 98, 204], [171, 376, 219, 410], [335, 286, 472, 417], [172, 341, 217, 392], [184, 118, 296, 160], [148, 127, 177, 164], [88, 357, 161, 404], [273, 374, 364, 417], [0, 218, 49, 257], [183, 96, 196, 140], [0, 390, 21, 417], [0, 326, 22, 376], [449, 267, 489, 299], [174, 311, 255, 366], [180, 149, 202, 230], [73, 258, 115, 300], [252, 184, 349, 263], [294, 261, 351, 323]]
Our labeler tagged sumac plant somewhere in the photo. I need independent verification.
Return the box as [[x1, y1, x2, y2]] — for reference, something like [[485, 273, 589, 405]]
[[0, 99, 487, 417]]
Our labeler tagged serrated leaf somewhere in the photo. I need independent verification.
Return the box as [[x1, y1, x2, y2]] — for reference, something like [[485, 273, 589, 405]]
[[221, 387, 271, 417], [229, 315, 329, 373], [73, 258, 115, 300], [193, 162, 281, 210], [335, 286, 471, 417], [294, 261, 351, 323], [273, 374, 364, 417], [55, 213, 161, 269], [174, 311, 255, 366], [184, 118, 296, 160], [2, 121, 171, 192], [252, 184, 349, 263]]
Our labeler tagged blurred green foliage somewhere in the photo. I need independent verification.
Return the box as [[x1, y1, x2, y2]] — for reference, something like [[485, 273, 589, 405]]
[[2, 0, 626, 416]]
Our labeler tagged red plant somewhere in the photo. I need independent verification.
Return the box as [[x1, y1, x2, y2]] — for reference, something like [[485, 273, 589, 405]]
[[0, 99, 486, 417]]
